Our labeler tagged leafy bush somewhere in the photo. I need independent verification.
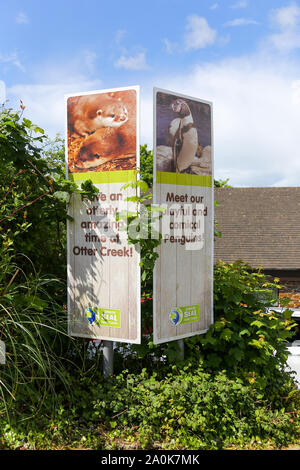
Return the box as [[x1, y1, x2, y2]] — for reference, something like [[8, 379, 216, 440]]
[[140, 144, 153, 187], [1, 364, 299, 450], [92, 365, 299, 449], [186, 260, 297, 394], [0, 106, 97, 277], [0, 105, 99, 416]]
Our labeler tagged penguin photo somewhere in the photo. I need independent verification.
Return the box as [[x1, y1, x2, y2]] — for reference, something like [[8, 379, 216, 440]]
[[156, 91, 212, 176]]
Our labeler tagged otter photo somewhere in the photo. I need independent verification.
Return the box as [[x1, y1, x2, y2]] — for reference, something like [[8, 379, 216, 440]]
[[156, 90, 212, 175], [67, 88, 137, 173]]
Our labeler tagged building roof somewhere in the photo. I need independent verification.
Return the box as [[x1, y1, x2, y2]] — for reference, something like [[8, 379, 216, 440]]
[[214, 187, 300, 270]]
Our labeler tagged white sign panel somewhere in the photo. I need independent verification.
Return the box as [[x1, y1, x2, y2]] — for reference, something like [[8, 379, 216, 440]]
[[65, 86, 141, 343], [153, 88, 214, 344]]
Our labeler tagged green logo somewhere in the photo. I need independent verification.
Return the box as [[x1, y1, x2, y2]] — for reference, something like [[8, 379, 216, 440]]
[[169, 305, 199, 326], [85, 307, 121, 328]]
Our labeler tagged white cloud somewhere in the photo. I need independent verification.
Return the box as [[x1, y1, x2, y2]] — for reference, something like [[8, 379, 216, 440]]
[[5, 18, 300, 188], [230, 0, 248, 8], [218, 34, 231, 46], [268, 3, 300, 52], [12, 51, 300, 188], [141, 54, 300, 187], [0, 51, 25, 72], [270, 3, 300, 29], [6, 57, 102, 138], [16, 12, 29, 24], [291, 79, 300, 104], [269, 29, 300, 51], [184, 15, 217, 50], [7, 80, 101, 139], [115, 29, 127, 45], [210, 3, 219, 10], [162, 38, 177, 54], [0, 81, 6, 103], [114, 52, 148, 70], [224, 18, 259, 27], [82, 49, 97, 73]]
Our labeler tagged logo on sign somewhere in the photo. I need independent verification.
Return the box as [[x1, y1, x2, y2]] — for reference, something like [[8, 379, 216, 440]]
[[86, 308, 96, 324], [169, 305, 200, 326], [85, 308, 121, 328], [169, 308, 183, 326]]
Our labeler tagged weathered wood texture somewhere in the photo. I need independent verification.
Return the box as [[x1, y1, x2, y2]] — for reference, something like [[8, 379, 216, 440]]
[[154, 183, 213, 344], [67, 182, 141, 343]]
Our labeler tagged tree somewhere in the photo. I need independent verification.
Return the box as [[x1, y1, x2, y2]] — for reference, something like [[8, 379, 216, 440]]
[[0, 104, 97, 277]]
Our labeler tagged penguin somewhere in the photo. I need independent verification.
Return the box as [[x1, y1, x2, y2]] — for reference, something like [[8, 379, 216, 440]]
[[170, 99, 198, 173]]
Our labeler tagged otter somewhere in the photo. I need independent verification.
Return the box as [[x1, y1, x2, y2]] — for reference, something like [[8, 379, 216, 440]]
[[68, 93, 128, 137], [170, 99, 198, 173], [75, 127, 136, 169]]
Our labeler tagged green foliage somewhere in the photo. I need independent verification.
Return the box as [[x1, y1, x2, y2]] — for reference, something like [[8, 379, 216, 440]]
[[0, 105, 99, 416], [0, 365, 299, 450], [0, 104, 45, 169], [117, 179, 163, 288], [0, 244, 71, 418], [214, 178, 231, 188], [0, 105, 98, 277], [213, 178, 228, 239], [140, 144, 153, 187], [186, 260, 297, 394], [92, 365, 299, 449]]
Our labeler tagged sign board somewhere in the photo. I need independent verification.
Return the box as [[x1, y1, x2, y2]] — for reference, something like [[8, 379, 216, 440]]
[[65, 86, 141, 343], [153, 88, 214, 344]]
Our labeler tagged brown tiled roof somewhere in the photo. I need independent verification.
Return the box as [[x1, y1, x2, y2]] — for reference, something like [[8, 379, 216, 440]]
[[214, 187, 300, 270]]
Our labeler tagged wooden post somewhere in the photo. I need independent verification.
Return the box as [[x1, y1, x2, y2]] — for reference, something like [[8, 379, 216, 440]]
[[177, 339, 184, 361]]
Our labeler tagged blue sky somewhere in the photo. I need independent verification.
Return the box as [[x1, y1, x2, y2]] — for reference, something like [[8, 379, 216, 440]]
[[1, 0, 300, 186]]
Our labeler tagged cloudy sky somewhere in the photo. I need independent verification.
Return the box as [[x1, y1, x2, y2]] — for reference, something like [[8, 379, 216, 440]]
[[1, 0, 300, 186]]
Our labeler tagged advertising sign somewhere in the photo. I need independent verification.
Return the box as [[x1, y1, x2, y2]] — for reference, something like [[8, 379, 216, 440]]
[[153, 88, 213, 344], [65, 86, 140, 343]]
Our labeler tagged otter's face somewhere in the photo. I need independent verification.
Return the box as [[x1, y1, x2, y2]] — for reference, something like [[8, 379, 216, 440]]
[[94, 103, 128, 129], [171, 99, 191, 118]]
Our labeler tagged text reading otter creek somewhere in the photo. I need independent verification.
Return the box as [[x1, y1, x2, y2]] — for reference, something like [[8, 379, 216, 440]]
[[72, 246, 133, 257]]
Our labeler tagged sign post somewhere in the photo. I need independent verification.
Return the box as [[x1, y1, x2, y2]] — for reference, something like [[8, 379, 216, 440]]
[[65, 87, 141, 367], [103, 340, 114, 377], [153, 88, 214, 345]]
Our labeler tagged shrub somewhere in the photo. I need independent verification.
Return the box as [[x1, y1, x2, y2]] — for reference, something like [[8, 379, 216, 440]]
[[1, 364, 299, 450], [0, 106, 97, 278], [186, 260, 297, 394], [0, 105, 99, 416]]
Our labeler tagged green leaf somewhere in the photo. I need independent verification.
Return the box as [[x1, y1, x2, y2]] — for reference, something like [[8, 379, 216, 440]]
[[139, 180, 149, 193], [239, 329, 250, 337], [250, 320, 265, 328], [220, 328, 233, 341], [53, 191, 69, 202]]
